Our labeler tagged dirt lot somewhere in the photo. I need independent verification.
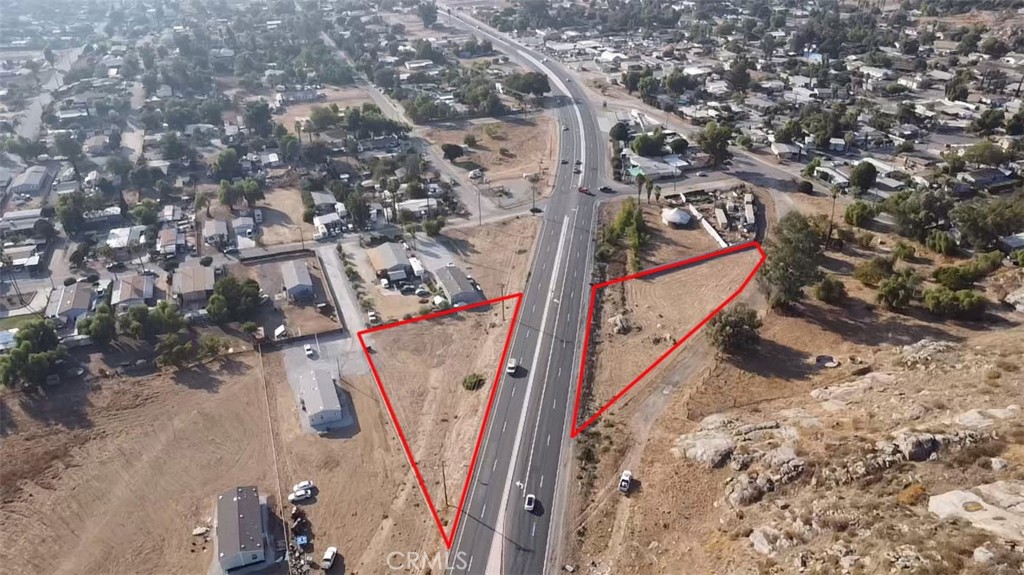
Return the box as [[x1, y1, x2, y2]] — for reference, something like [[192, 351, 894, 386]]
[[0, 354, 279, 575], [425, 114, 557, 191], [580, 201, 761, 427], [436, 213, 540, 297], [232, 256, 340, 335], [259, 186, 310, 246], [363, 305, 514, 529], [280, 85, 376, 136]]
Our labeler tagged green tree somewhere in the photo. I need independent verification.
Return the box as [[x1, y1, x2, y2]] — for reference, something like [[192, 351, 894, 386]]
[[706, 303, 761, 354], [876, 269, 921, 310], [213, 148, 241, 179], [849, 162, 877, 194], [813, 275, 847, 305], [696, 122, 733, 167], [758, 212, 823, 308], [844, 201, 877, 227], [56, 191, 88, 235], [418, 2, 438, 26], [463, 134, 478, 147], [54, 133, 84, 181], [78, 305, 117, 345], [441, 144, 464, 162], [609, 122, 630, 142]]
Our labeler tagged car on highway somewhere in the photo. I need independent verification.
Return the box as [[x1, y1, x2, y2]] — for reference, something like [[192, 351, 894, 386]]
[[288, 488, 313, 503], [578, 186, 589, 194], [560, 159, 568, 164], [619, 470, 633, 494], [292, 480, 314, 492], [564, 77, 570, 82], [697, 171, 708, 177], [304, 344, 315, 358], [506, 357, 519, 375], [524, 493, 537, 512], [599, 185, 613, 193], [574, 159, 582, 165], [573, 167, 581, 174], [322, 547, 338, 570], [562, 124, 568, 131]]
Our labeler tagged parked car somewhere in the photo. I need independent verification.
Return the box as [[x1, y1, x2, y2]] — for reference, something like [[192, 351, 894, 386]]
[[322, 547, 338, 570], [524, 493, 536, 512], [400, 284, 416, 295], [304, 344, 315, 358], [288, 488, 313, 503], [599, 186, 613, 193], [618, 470, 633, 494], [368, 311, 380, 325], [415, 286, 430, 297], [578, 186, 589, 194], [254, 209, 263, 223], [292, 480, 314, 492]]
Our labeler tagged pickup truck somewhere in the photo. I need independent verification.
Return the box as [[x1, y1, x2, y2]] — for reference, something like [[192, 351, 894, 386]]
[[618, 470, 633, 494]]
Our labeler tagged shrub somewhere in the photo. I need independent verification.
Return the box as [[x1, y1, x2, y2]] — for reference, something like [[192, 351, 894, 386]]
[[853, 256, 895, 286], [855, 231, 875, 248], [892, 241, 916, 262], [63, 277, 77, 286], [1012, 250, 1024, 267], [897, 484, 927, 506], [922, 287, 987, 319], [932, 266, 975, 290], [199, 256, 214, 267], [813, 275, 847, 304], [706, 303, 761, 353], [835, 226, 856, 244], [463, 134, 477, 147], [925, 229, 956, 255], [844, 201, 877, 227], [797, 180, 813, 194], [876, 269, 922, 310], [461, 373, 486, 391], [302, 206, 315, 223]]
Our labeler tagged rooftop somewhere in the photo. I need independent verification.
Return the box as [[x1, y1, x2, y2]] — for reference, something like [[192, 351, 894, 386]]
[[215, 486, 265, 569]]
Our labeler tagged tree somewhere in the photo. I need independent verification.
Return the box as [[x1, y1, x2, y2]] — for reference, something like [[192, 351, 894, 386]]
[[199, 335, 228, 358], [758, 212, 823, 308], [609, 122, 630, 142], [797, 180, 814, 195], [971, 109, 1005, 135], [418, 2, 438, 27], [161, 132, 188, 161], [108, 129, 122, 151], [697, 122, 733, 167], [78, 305, 116, 345], [56, 191, 88, 235], [706, 303, 761, 354], [156, 332, 193, 368], [244, 100, 273, 137], [962, 140, 1008, 167], [0, 319, 64, 388], [441, 144, 464, 162], [218, 179, 241, 209], [105, 155, 132, 180], [876, 269, 921, 311], [980, 37, 1010, 58], [813, 275, 847, 305], [727, 57, 751, 91], [630, 133, 665, 157], [54, 133, 84, 180], [853, 256, 895, 286], [422, 218, 446, 236], [737, 135, 753, 150], [669, 137, 689, 155], [884, 190, 954, 242], [213, 148, 241, 179], [463, 134, 478, 147], [849, 162, 877, 194], [207, 276, 261, 323], [951, 192, 1024, 249], [43, 46, 55, 67], [922, 287, 986, 320], [844, 201, 877, 227]]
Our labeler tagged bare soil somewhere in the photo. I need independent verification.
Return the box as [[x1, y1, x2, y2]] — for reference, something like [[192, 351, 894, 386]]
[[425, 115, 557, 192], [437, 214, 539, 297], [233, 257, 341, 335], [280, 85, 376, 135], [259, 186, 311, 246], [0, 354, 278, 575]]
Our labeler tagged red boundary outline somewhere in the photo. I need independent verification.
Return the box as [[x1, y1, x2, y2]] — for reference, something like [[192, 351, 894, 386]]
[[357, 292, 524, 548], [570, 240, 766, 437]]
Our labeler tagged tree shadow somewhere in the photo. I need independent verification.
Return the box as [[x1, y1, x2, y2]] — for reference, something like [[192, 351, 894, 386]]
[[436, 233, 480, 259], [725, 337, 815, 381], [16, 381, 95, 430], [453, 159, 484, 172], [0, 398, 18, 436], [820, 254, 855, 274], [794, 300, 965, 347], [171, 362, 224, 392], [730, 169, 798, 193]]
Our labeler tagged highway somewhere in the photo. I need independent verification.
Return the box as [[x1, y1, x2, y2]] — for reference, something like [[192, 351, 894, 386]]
[[438, 7, 605, 575]]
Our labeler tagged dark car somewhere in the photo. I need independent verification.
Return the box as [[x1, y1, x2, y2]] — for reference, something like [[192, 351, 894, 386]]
[[599, 186, 613, 193]]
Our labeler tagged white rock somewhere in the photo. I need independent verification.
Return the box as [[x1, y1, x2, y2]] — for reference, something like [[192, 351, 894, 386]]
[[973, 546, 995, 564], [991, 458, 1009, 471], [749, 526, 781, 556], [673, 431, 735, 468], [765, 446, 798, 468], [928, 481, 1024, 542], [1004, 287, 1024, 313]]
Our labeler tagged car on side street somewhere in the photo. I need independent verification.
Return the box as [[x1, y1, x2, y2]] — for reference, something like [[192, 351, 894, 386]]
[[506, 357, 519, 375], [599, 185, 613, 193], [619, 470, 633, 494], [304, 344, 315, 358]]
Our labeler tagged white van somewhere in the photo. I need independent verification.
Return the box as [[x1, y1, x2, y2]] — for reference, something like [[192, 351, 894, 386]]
[[254, 209, 263, 223]]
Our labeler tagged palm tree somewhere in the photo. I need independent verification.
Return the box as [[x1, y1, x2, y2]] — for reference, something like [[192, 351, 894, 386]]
[[294, 121, 303, 141], [635, 174, 646, 202], [654, 185, 662, 204], [304, 120, 314, 144], [825, 185, 840, 249], [645, 178, 654, 203], [195, 191, 211, 217]]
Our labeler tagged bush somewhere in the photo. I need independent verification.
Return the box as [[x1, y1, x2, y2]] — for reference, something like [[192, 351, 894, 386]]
[[876, 269, 922, 310], [302, 207, 315, 223], [932, 251, 1004, 290], [463, 134, 477, 147], [855, 231, 875, 248], [797, 180, 813, 194], [925, 229, 956, 255], [853, 256, 894, 286], [199, 256, 213, 267], [844, 201, 877, 227], [922, 286, 987, 319], [813, 275, 847, 304], [706, 303, 761, 353], [461, 373, 486, 391], [1012, 250, 1024, 267], [892, 241, 916, 262], [63, 277, 77, 286]]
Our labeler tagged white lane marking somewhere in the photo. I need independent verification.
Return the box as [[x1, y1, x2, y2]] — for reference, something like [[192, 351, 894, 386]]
[[552, 398, 556, 410], [502, 421, 507, 433], [482, 504, 487, 516], [493, 458, 498, 471], [484, 215, 573, 575], [531, 523, 537, 538], [547, 434, 551, 446], [468, 555, 474, 572], [540, 475, 545, 488]]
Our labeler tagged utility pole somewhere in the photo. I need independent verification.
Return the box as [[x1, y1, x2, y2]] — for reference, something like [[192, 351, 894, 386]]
[[441, 460, 450, 508]]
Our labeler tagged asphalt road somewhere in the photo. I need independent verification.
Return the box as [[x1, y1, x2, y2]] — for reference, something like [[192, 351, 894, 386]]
[[438, 8, 606, 575]]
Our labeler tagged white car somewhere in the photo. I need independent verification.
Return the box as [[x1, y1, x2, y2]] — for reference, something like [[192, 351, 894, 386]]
[[401, 241, 410, 250], [368, 311, 380, 325], [288, 488, 313, 503], [506, 358, 518, 375], [524, 493, 536, 512], [292, 480, 314, 492], [415, 286, 430, 297], [304, 344, 314, 358], [322, 547, 338, 570]]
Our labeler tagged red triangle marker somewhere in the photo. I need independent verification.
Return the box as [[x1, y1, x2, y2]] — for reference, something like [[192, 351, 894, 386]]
[[571, 241, 766, 437], [358, 293, 523, 548]]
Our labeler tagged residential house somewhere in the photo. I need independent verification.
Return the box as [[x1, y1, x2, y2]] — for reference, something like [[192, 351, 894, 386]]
[[203, 219, 230, 245], [111, 274, 155, 312], [8, 165, 54, 195], [233, 216, 255, 239], [157, 227, 186, 255], [367, 242, 413, 281], [770, 142, 800, 160], [957, 169, 1019, 194], [173, 265, 216, 308], [309, 191, 337, 214], [435, 265, 482, 307], [105, 225, 148, 255], [282, 260, 314, 301], [298, 370, 346, 431], [214, 486, 267, 572], [0, 208, 45, 238], [44, 282, 93, 328]]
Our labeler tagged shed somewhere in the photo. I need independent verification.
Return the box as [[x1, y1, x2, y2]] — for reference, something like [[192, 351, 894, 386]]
[[215, 486, 267, 571], [298, 369, 344, 430], [435, 265, 482, 307], [367, 242, 412, 281], [281, 260, 314, 301], [660, 207, 692, 228]]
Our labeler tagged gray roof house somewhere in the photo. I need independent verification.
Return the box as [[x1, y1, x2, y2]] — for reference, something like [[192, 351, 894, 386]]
[[111, 274, 155, 312], [435, 265, 482, 307], [45, 282, 93, 326], [367, 242, 412, 281], [309, 191, 336, 214], [173, 265, 216, 308], [298, 370, 345, 431], [215, 486, 267, 571], [282, 259, 314, 301], [203, 219, 230, 245], [8, 165, 54, 195]]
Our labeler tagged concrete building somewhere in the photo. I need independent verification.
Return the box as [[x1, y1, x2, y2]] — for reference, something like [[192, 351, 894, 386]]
[[435, 265, 482, 307], [281, 260, 314, 301], [309, 191, 337, 214], [173, 265, 216, 308], [232, 216, 255, 238], [367, 242, 413, 281], [299, 370, 344, 431], [111, 274, 155, 312], [8, 165, 54, 195], [214, 486, 267, 571], [105, 225, 147, 253]]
